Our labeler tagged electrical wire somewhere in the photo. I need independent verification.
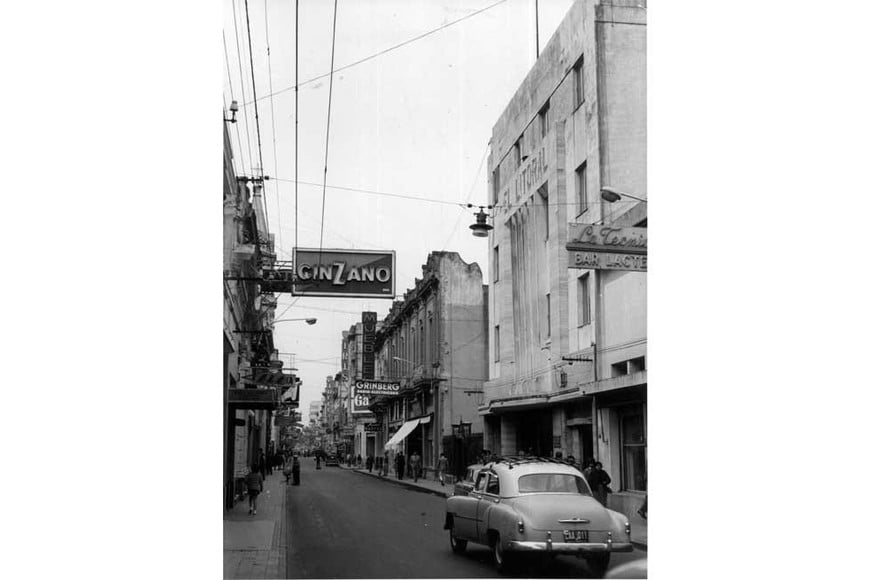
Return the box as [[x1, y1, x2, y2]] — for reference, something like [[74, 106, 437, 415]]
[[294, 0, 300, 253], [272, 177, 468, 207], [242, 0, 509, 106], [263, 0, 285, 256], [318, 0, 339, 256], [223, 30, 248, 177], [244, 0, 271, 235], [231, 0, 256, 178]]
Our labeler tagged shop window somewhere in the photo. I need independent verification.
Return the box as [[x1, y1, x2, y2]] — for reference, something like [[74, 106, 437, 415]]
[[620, 407, 646, 492]]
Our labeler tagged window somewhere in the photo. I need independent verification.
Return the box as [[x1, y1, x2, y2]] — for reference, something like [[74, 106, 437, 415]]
[[539, 100, 550, 139], [539, 186, 549, 242], [573, 56, 585, 110], [578, 274, 590, 326], [492, 165, 500, 204], [518, 474, 592, 495], [575, 162, 588, 218], [494, 325, 500, 362], [545, 293, 551, 339], [493, 246, 499, 282], [514, 138, 522, 168], [620, 406, 647, 492], [475, 471, 489, 491], [485, 473, 500, 495]]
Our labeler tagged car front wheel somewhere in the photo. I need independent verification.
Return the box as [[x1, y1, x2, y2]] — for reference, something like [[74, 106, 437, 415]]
[[585, 553, 611, 577], [449, 527, 467, 553]]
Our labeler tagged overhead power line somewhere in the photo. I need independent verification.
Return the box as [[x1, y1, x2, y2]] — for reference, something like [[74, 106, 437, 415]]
[[241, 0, 509, 107], [272, 177, 468, 207], [263, 0, 285, 255], [231, 0, 256, 176], [318, 0, 339, 255], [244, 0, 271, 235]]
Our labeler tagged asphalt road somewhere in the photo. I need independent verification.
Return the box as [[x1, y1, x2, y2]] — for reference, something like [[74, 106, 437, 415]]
[[284, 458, 646, 578]]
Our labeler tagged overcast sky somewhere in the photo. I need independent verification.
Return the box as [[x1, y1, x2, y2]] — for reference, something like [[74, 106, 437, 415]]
[[224, 0, 575, 419]]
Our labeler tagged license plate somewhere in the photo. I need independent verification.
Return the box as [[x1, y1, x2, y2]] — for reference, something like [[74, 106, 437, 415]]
[[563, 529, 589, 542]]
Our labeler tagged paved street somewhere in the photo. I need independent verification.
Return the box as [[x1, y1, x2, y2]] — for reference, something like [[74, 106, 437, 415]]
[[285, 458, 646, 578]]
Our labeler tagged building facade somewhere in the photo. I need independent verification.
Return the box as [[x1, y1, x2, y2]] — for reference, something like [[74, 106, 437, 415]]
[[482, 0, 647, 517], [308, 400, 322, 425], [368, 251, 488, 477], [223, 122, 281, 509]]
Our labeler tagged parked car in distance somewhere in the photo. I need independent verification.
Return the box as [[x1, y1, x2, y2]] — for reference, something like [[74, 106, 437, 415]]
[[444, 457, 632, 576], [324, 454, 339, 466], [453, 463, 485, 496]]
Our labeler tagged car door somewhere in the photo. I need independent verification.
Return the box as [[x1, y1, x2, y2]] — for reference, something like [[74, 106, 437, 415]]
[[475, 471, 501, 540], [454, 470, 488, 539]]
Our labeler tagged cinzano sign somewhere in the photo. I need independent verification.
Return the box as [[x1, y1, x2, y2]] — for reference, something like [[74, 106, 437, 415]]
[[292, 248, 396, 298]]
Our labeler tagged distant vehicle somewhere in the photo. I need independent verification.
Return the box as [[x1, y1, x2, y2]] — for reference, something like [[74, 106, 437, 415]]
[[444, 457, 632, 576], [453, 463, 485, 496], [325, 454, 339, 466]]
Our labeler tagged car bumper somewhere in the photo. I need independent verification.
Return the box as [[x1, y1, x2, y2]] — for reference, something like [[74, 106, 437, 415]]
[[508, 540, 633, 554]]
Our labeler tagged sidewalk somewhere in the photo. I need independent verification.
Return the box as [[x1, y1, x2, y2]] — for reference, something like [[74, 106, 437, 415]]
[[342, 464, 647, 549], [224, 471, 288, 579]]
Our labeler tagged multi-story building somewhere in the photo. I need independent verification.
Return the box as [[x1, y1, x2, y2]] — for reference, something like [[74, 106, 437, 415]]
[[222, 121, 281, 509], [308, 400, 322, 425], [481, 0, 647, 517], [368, 251, 488, 477]]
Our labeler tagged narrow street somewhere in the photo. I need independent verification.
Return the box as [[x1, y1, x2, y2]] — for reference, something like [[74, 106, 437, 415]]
[[285, 458, 646, 578]]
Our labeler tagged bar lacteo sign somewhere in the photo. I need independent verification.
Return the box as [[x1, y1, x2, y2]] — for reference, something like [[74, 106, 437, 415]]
[[566, 224, 648, 272], [291, 248, 396, 298]]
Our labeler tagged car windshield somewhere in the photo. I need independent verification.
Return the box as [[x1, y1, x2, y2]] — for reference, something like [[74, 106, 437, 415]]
[[517, 473, 593, 495]]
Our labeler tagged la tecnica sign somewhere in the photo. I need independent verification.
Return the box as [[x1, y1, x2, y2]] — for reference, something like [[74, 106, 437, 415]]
[[291, 248, 396, 298], [566, 224, 648, 272]]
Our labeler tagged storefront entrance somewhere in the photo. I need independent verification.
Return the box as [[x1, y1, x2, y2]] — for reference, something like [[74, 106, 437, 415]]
[[516, 408, 553, 457]]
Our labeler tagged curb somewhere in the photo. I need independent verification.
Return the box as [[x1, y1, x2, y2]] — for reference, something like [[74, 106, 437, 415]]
[[350, 468, 450, 498]]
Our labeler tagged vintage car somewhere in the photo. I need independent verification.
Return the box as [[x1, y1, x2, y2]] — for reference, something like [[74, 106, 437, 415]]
[[453, 463, 485, 496], [444, 457, 632, 575], [324, 454, 339, 466]]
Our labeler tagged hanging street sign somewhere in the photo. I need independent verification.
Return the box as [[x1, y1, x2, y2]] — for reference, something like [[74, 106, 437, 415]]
[[291, 248, 396, 298], [353, 380, 401, 396], [566, 224, 647, 255], [569, 251, 647, 272], [566, 224, 647, 272]]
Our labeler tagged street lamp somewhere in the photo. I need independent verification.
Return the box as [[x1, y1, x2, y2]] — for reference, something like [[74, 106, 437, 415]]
[[468, 205, 494, 238], [600, 186, 647, 204], [273, 317, 317, 325], [224, 100, 238, 123]]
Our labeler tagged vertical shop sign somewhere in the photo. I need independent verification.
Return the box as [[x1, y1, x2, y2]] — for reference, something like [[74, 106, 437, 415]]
[[361, 311, 376, 380]]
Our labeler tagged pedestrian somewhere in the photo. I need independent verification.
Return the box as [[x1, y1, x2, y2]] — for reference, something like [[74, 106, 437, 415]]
[[265, 451, 273, 475], [258, 450, 267, 479], [396, 451, 405, 480], [366, 455, 374, 473], [292, 453, 301, 486], [409, 450, 421, 482], [554, 451, 563, 460], [245, 464, 264, 515], [582, 458, 595, 481], [382, 449, 390, 477], [436, 452, 449, 486], [566, 455, 576, 466], [588, 461, 612, 507], [356, 453, 362, 468]]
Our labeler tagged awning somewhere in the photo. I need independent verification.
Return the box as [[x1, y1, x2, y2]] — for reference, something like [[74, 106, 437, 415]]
[[384, 419, 420, 450]]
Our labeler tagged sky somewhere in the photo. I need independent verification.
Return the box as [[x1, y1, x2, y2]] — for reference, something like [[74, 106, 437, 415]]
[[223, 0, 575, 420]]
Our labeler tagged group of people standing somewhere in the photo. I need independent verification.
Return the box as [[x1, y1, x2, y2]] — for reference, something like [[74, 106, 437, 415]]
[[370, 449, 450, 485]]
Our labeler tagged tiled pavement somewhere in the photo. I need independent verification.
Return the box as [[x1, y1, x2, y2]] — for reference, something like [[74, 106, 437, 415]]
[[224, 471, 288, 579]]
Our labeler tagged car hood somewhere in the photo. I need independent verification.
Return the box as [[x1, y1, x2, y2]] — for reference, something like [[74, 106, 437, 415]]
[[511, 494, 614, 531]]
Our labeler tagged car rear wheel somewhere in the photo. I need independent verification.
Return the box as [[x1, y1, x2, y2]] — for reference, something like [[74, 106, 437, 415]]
[[492, 533, 515, 574], [585, 553, 611, 577], [449, 527, 467, 553]]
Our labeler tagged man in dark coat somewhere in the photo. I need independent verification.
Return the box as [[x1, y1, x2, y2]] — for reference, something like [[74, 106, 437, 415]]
[[366, 455, 374, 472], [588, 461, 612, 506], [396, 451, 406, 480]]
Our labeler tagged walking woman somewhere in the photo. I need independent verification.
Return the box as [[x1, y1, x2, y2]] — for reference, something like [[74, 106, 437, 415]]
[[245, 464, 264, 515], [291, 453, 301, 486]]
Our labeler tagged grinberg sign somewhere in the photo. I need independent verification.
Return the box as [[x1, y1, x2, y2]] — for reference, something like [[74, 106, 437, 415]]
[[292, 248, 396, 298]]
